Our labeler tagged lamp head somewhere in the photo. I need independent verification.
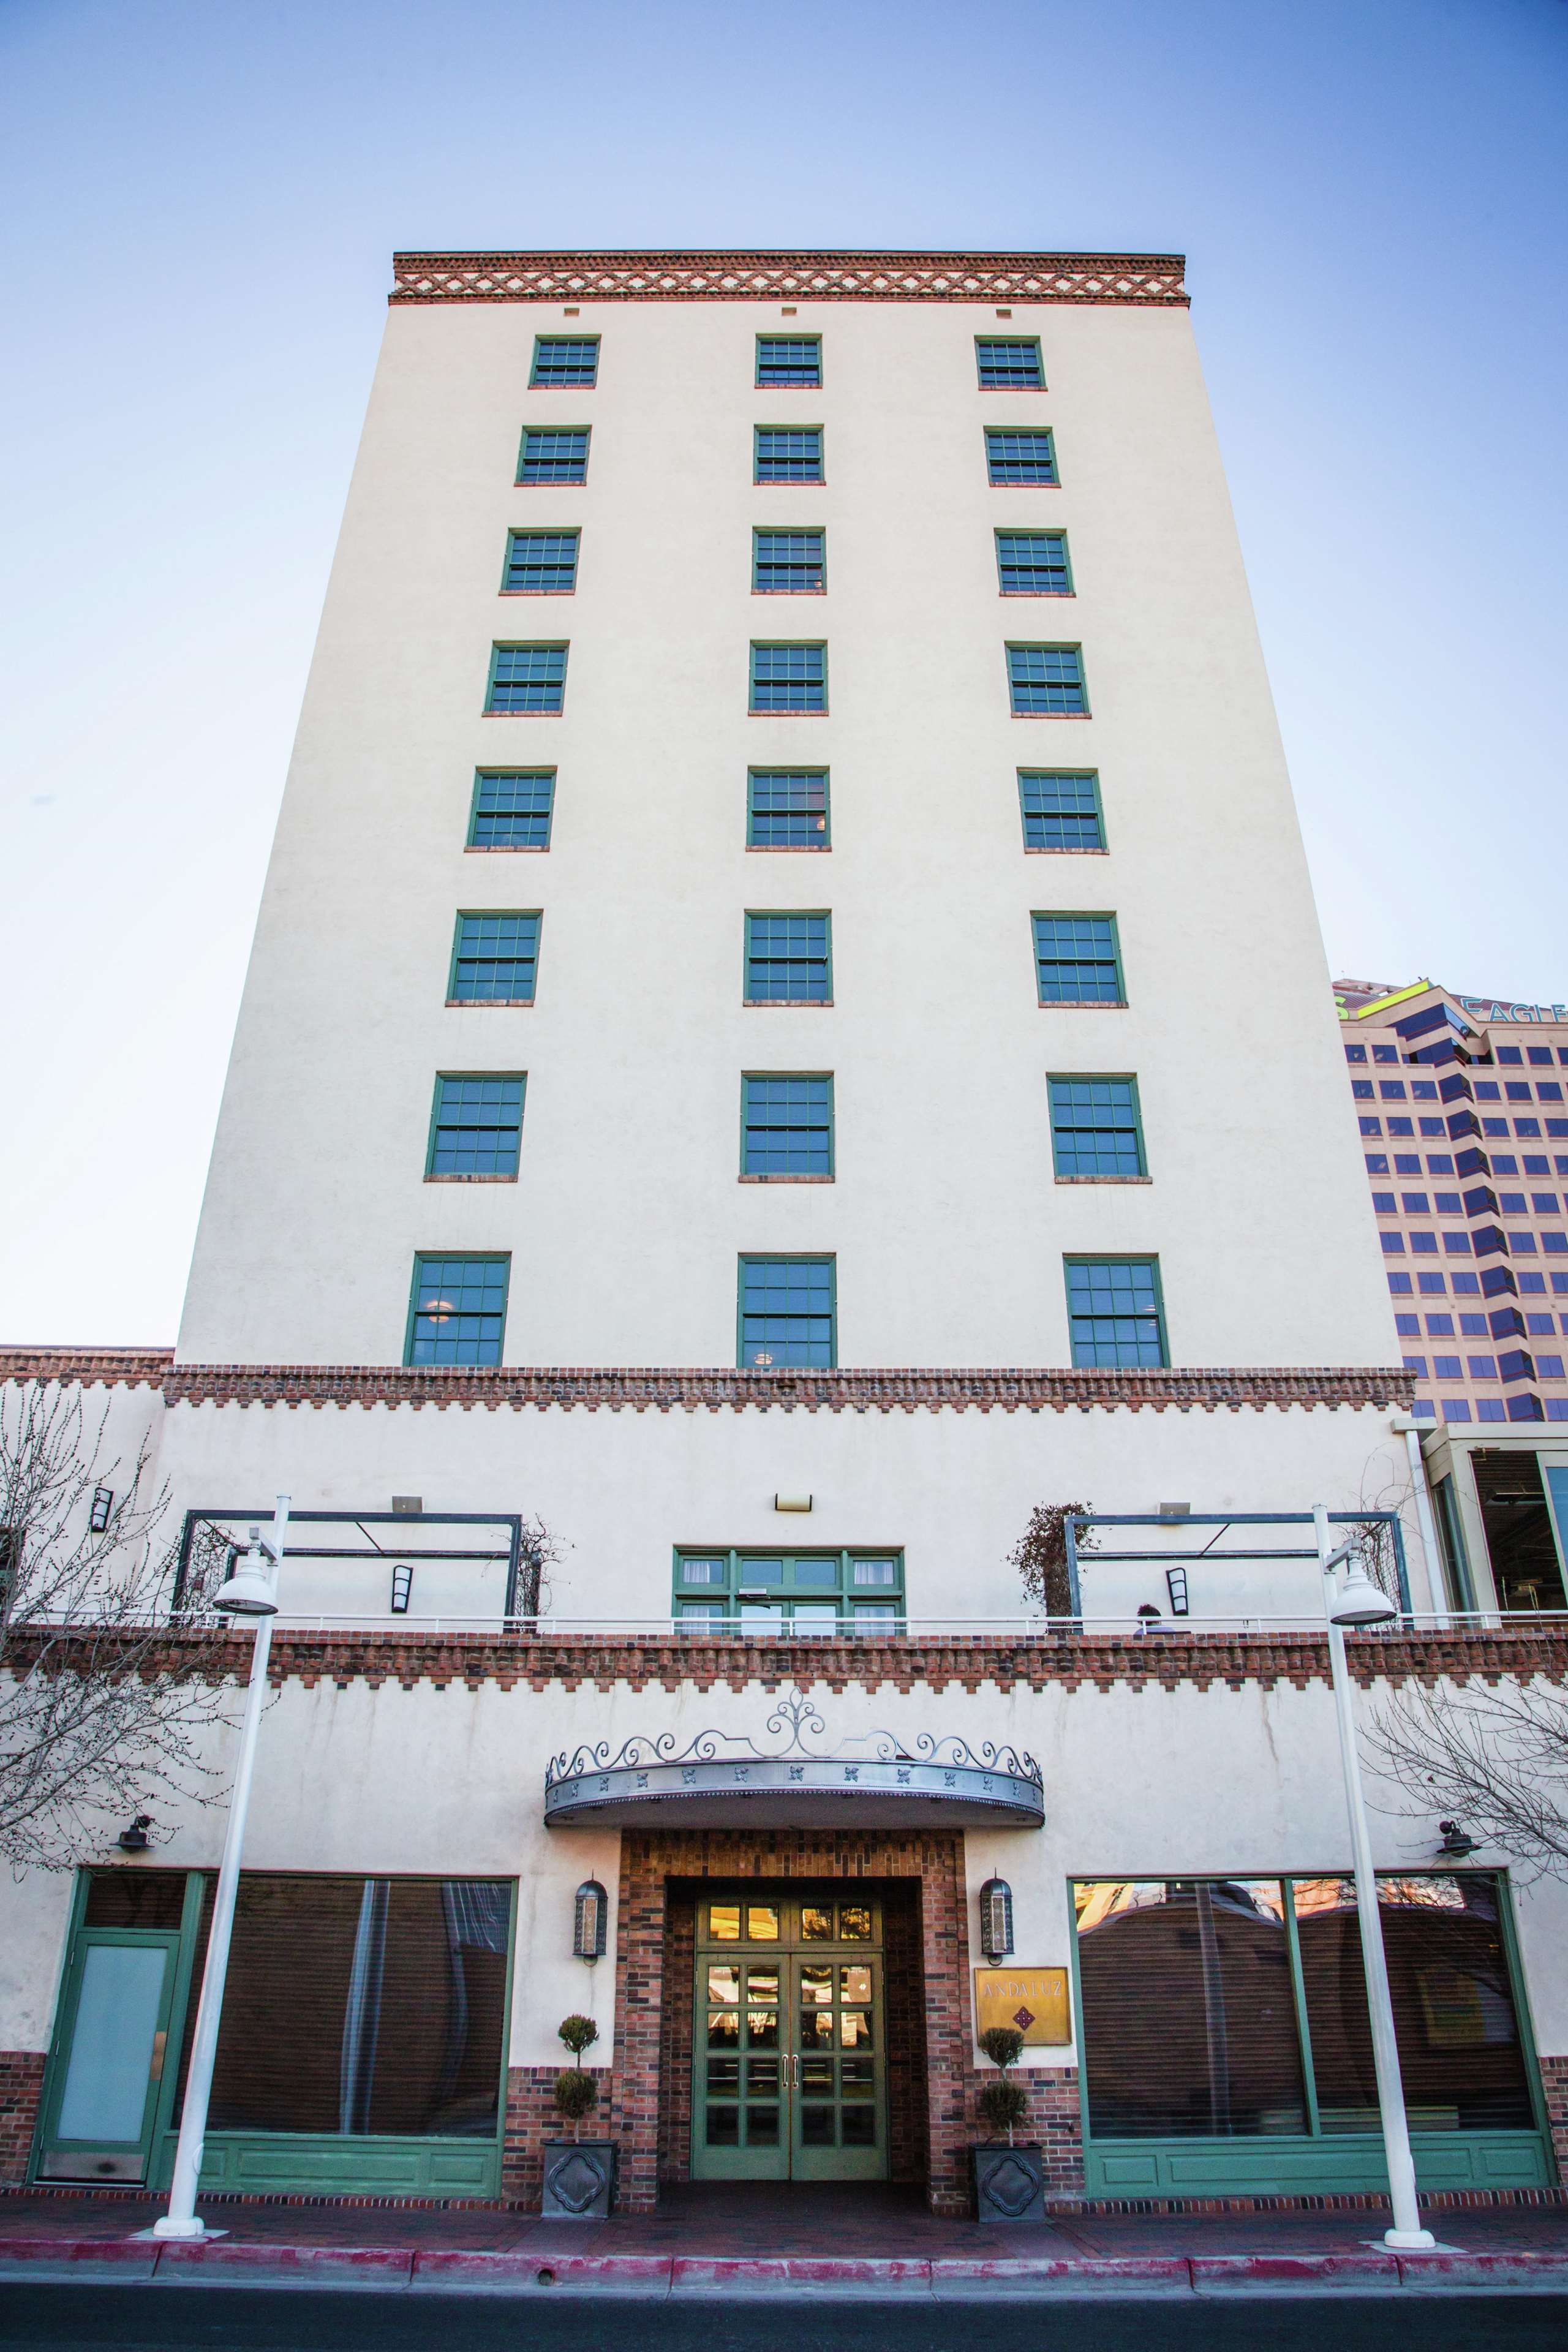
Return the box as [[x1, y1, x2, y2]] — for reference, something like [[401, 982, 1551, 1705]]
[[214, 1539, 279, 1617], [1329, 1560, 1398, 1628]]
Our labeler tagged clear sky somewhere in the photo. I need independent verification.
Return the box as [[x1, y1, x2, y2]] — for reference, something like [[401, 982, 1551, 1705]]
[[2, 0, 1565, 1344]]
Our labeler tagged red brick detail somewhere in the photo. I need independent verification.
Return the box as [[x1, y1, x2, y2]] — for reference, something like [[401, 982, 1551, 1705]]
[[388, 251, 1190, 311], [1, 1351, 1412, 1417], [0, 2053, 45, 2185], [1540, 2055, 1568, 2188]]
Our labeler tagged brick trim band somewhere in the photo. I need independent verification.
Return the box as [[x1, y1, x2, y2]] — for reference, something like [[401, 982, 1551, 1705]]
[[389, 250, 1189, 309], [0, 1353, 1413, 1417]]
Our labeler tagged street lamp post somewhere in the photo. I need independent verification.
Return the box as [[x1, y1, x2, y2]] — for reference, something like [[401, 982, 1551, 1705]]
[[1312, 1502, 1434, 2252], [153, 1495, 289, 2241]]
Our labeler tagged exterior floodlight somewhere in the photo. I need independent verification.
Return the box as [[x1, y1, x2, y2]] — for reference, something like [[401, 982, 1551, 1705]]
[[1328, 1562, 1398, 1629], [214, 1538, 279, 1617], [978, 1876, 1014, 1961]]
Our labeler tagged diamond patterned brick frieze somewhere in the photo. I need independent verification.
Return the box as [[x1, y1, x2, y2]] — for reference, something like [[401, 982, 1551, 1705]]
[[389, 250, 1189, 309]]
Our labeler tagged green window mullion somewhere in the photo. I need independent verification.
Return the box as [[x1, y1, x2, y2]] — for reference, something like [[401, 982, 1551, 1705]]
[[1280, 1881, 1323, 2138]]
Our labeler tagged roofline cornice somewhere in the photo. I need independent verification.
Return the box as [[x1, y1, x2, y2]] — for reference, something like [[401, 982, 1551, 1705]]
[[388, 249, 1188, 308]]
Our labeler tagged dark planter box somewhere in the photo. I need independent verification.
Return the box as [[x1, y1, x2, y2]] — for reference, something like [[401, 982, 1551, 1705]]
[[971, 2141, 1046, 2222], [541, 2138, 617, 2219]]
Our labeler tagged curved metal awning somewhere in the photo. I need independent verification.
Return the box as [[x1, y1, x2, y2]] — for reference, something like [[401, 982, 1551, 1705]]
[[543, 1687, 1043, 1830]]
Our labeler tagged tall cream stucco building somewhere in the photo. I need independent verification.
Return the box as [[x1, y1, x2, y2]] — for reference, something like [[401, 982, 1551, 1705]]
[[4, 249, 1566, 2221]]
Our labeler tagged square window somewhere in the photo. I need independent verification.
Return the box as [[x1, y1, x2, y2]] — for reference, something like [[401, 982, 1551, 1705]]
[[1009, 643, 1087, 715], [1049, 1074, 1146, 1177], [986, 426, 1057, 484], [1019, 771, 1104, 851], [449, 911, 540, 1003], [517, 426, 589, 484], [1441, 1399, 1473, 1422], [1352, 1080, 1375, 1101], [1402, 1354, 1427, 1376], [756, 426, 823, 483], [1432, 1354, 1462, 1378], [405, 1253, 509, 1366], [1373, 1046, 1400, 1064], [1459, 1314, 1488, 1335], [469, 770, 554, 851], [1365, 1153, 1389, 1173], [1344, 1044, 1367, 1064], [976, 336, 1044, 388], [486, 643, 567, 714], [756, 335, 821, 387], [1380, 1080, 1408, 1101], [1401, 1191, 1430, 1213], [1387, 1118, 1414, 1136], [1387, 1273, 1412, 1293], [750, 642, 827, 713], [428, 1073, 525, 1179], [1394, 1313, 1420, 1335], [997, 530, 1072, 595], [530, 336, 598, 388], [1417, 1272, 1447, 1294], [745, 911, 831, 1003], [1468, 1355, 1498, 1379], [1359, 1117, 1383, 1136], [502, 529, 579, 594], [739, 1256, 835, 1368], [1425, 1313, 1455, 1333], [1476, 1398, 1507, 1421], [1065, 1257, 1167, 1367], [753, 530, 826, 594], [1393, 1155, 1421, 1173], [748, 768, 829, 849], [1034, 913, 1124, 1005], [1371, 1191, 1396, 1212], [742, 1074, 833, 1177], [1419, 1118, 1446, 1137]]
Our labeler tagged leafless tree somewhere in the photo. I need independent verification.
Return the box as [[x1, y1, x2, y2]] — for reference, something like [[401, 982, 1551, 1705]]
[[0, 1385, 234, 1873], [1367, 1678, 1568, 1883]]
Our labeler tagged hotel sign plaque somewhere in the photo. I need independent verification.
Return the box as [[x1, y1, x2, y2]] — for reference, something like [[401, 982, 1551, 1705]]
[[974, 1966, 1071, 2046]]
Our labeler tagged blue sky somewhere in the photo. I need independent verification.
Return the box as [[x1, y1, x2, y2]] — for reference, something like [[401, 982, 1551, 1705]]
[[2, 0, 1565, 1343]]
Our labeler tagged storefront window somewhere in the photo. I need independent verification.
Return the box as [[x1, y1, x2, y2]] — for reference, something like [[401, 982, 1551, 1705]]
[[1472, 1451, 1567, 1611]]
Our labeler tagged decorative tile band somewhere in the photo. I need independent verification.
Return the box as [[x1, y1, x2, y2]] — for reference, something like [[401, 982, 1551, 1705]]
[[389, 249, 1189, 309]]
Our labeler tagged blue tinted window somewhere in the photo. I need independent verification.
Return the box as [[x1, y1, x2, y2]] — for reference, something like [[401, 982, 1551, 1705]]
[[450, 912, 540, 1002], [406, 1254, 509, 1366], [976, 337, 1044, 388], [745, 912, 831, 1002], [997, 532, 1072, 595], [986, 428, 1057, 484], [469, 771, 554, 850], [428, 1075, 525, 1178], [486, 644, 567, 714], [742, 1076, 833, 1177], [756, 427, 823, 482], [1009, 644, 1086, 714], [753, 530, 825, 593], [1020, 771, 1103, 851], [1034, 914, 1123, 1005], [530, 337, 598, 388], [751, 643, 826, 712], [1049, 1076, 1145, 1177], [756, 337, 821, 386], [503, 531, 578, 592], [518, 427, 589, 484], [1066, 1259, 1167, 1367], [748, 769, 829, 849], [739, 1257, 835, 1368]]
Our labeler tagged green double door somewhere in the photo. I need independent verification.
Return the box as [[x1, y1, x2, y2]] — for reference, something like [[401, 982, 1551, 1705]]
[[692, 1892, 888, 2181]]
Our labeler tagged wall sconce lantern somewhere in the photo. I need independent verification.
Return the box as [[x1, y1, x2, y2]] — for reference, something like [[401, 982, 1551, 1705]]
[[1164, 1566, 1189, 1616], [390, 1564, 413, 1614], [118, 1814, 152, 1853], [978, 1877, 1014, 1961], [1439, 1819, 1477, 1857], [89, 1487, 114, 1533], [574, 1879, 608, 1961]]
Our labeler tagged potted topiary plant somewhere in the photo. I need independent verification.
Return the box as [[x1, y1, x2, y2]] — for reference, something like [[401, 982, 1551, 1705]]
[[971, 2024, 1046, 2222], [540, 2013, 617, 2218]]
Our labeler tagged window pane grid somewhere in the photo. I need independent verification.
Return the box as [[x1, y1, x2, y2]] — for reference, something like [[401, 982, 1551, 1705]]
[[753, 530, 826, 594], [745, 913, 831, 1002], [1009, 644, 1086, 714], [1066, 1258, 1167, 1366], [751, 644, 826, 712], [748, 769, 829, 849], [1020, 771, 1104, 851], [1035, 914, 1123, 1005], [739, 1257, 836, 1368], [503, 531, 579, 593], [986, 428, 1057, 484], [407, 1254, 509, 1366], [429, 1076, 526, 1177], [1050, 1076, 1144, 1176], [469, 772, 554, 850], [742, 1076, 833, 1176], [674, 1548, 903, 1629], [451, 913, 540, 1002], [976, 337, 1044, 388], [487, 646, 567, 714], [756, 337, 821, 386], [518, 428, 589, 483], [756, 428, 823, 483], [530, 337, 599, 388], [997, 531, 1071, 595]]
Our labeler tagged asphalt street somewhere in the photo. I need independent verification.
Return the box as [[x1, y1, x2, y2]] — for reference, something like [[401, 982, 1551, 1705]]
[[1, 2288, 1567, 2351]]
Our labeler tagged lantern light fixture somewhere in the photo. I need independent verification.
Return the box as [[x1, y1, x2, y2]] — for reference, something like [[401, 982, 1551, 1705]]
[[573, 1878, 608, 1962], [978, 1876, 1014, 1961], [89, 1487, 115, 1534], [390, 1563, 413, 1614]]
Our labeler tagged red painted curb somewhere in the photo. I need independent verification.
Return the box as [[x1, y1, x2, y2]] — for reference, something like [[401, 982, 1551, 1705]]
[[933, 2255, 1192, 2291], [1191, 2252, 1401, 2290], [0, 2239, 158, 2275], [1396, 2252, 1568, 2290], [154, 2241, 415, 2283], [671, 2255, 932, 2292], [413, 2249, 673, 2290]]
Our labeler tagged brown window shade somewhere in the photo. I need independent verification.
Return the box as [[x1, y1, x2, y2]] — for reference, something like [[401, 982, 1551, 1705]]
[[175, 1874, 510, 2139], [84, 1869, 188, 1931]]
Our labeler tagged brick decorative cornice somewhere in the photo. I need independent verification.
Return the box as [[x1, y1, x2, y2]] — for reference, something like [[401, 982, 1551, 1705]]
[[390, 249, 1189, 309], [1, 1354, 1412, 1416]]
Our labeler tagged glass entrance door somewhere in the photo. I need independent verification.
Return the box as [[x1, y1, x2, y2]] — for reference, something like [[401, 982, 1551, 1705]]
[[692, 1893, 887, 2182], [37, 1930, 181, 2181]]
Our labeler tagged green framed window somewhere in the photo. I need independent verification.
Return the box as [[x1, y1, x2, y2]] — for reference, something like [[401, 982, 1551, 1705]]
[[1009, 643, 1087, 715], [756, 336, 822, 387], [756, 427, 823, 483], [517, 426, 589, 484], [530, 336, 599, 388], [986, 428, 1057, 485], [502, 530, 579, 593], [751, 643, 826, 713], [738, 1256, 835, 1368], [753, 530, 826, 594], [742, 1075, 833, 1178], [745, 912, 831, 1003], [997, 530, 1072, 595], [468, 771, 554, 851], [1020, 771, 1104, 851], [673, 1549, 902, 1633], [1065, 1257, 1167, 1366], [748, 769, 829, 849], [1033, 913, 1124, 1004], [405, 1254, 510, 1366], [427, 1075, 526, 1180], [485, 644, 567, 714], [976, 336, 1044, 389], [448, 912, 540, 1004], [1050, 1076, 1145, 1178]]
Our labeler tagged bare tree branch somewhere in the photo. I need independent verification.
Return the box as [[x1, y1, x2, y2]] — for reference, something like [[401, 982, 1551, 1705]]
[[1366, 1677, 1568, 1883]]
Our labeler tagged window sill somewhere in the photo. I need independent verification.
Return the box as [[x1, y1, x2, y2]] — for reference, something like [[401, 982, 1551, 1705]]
[[989, 481, 1061, 489], [746, 843, 831, 853], [464, 843, 551, 853], [749, 709, 829, 718], [424, 1173, 520, 1184], [1055, 1174, 1151, 1185], [752, 587, 829, 595], [514, 480, 587, 489], [755, 480, 827, 488], [1038, 1000, 1128, 1011], [482, 710, 564, 718], [1025, 845, 1109, 855], [739, 1174, 835, 1183], [744, 998, 834, 1009], [1000, 589, 1075, 598], [1012, 712, 1092, 721], [444, 998, 537, 1009]]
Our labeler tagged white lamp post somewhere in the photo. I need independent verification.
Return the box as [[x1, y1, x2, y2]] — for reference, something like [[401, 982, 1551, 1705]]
[[1313, 1502, 1434, 2251], [153, 1495, 289, 2241]]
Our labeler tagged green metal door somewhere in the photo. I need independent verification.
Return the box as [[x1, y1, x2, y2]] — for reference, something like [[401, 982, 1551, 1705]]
[[692, 1893, 888, 2182], [37, 1928, 181, 2182]]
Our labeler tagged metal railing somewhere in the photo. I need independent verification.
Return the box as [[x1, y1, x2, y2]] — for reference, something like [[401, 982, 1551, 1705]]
[[185, 1608, 1568, 1638]]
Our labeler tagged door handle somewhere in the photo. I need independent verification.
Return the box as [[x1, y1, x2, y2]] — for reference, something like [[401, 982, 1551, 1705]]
[[148, 2030, 167, 2082]]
